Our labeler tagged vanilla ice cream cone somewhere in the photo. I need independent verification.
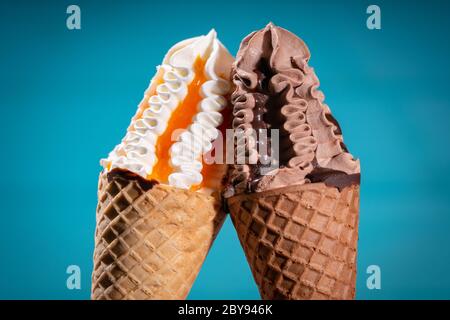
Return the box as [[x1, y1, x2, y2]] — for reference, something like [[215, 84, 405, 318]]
[[92, 30, 234, 299]]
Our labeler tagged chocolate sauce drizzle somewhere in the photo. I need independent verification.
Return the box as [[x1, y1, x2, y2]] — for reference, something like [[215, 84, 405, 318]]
[[107, 169, 158, 191]]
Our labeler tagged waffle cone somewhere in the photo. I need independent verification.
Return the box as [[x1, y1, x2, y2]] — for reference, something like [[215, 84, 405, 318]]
[[91, 172, 225, 300], [227, 182, 359, 300]]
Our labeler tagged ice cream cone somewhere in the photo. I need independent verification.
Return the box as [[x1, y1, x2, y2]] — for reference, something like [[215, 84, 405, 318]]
[[227, 182, 359, 300], [226, 23, 361, 300], [91, 171, 225, 300], [93, 31, 234, 299]]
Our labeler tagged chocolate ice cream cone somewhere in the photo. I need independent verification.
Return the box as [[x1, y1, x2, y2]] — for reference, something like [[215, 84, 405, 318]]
[[226, 23, 361, 299]]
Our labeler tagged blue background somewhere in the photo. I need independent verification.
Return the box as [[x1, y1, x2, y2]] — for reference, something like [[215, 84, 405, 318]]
[[1, 0, 449, 299]]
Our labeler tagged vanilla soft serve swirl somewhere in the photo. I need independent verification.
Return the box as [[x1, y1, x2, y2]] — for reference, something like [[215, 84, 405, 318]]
[[101, 30, 234, 191]]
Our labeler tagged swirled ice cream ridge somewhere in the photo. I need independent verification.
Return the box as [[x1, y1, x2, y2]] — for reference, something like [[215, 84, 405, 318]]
[[101, 30, 234, 190]]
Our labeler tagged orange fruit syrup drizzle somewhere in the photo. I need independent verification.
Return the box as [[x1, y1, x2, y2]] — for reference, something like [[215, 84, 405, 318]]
[[147, 56, 207, 184]]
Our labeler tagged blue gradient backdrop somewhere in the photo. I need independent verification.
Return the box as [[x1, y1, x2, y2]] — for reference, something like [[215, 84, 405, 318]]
[[1, 0, 449, 299]]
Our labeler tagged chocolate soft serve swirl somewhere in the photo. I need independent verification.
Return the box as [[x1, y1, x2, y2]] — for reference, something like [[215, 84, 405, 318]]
[[227, 23, 360, 195]]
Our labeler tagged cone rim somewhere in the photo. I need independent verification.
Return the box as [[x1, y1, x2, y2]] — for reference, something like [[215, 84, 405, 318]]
[[100, 170, 222, 202], [227, 182, 359, 204]]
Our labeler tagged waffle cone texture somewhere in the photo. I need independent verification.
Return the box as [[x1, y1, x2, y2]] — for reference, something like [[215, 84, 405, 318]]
[[228, 183, 360, 300], [92, 172, 226, 300]]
